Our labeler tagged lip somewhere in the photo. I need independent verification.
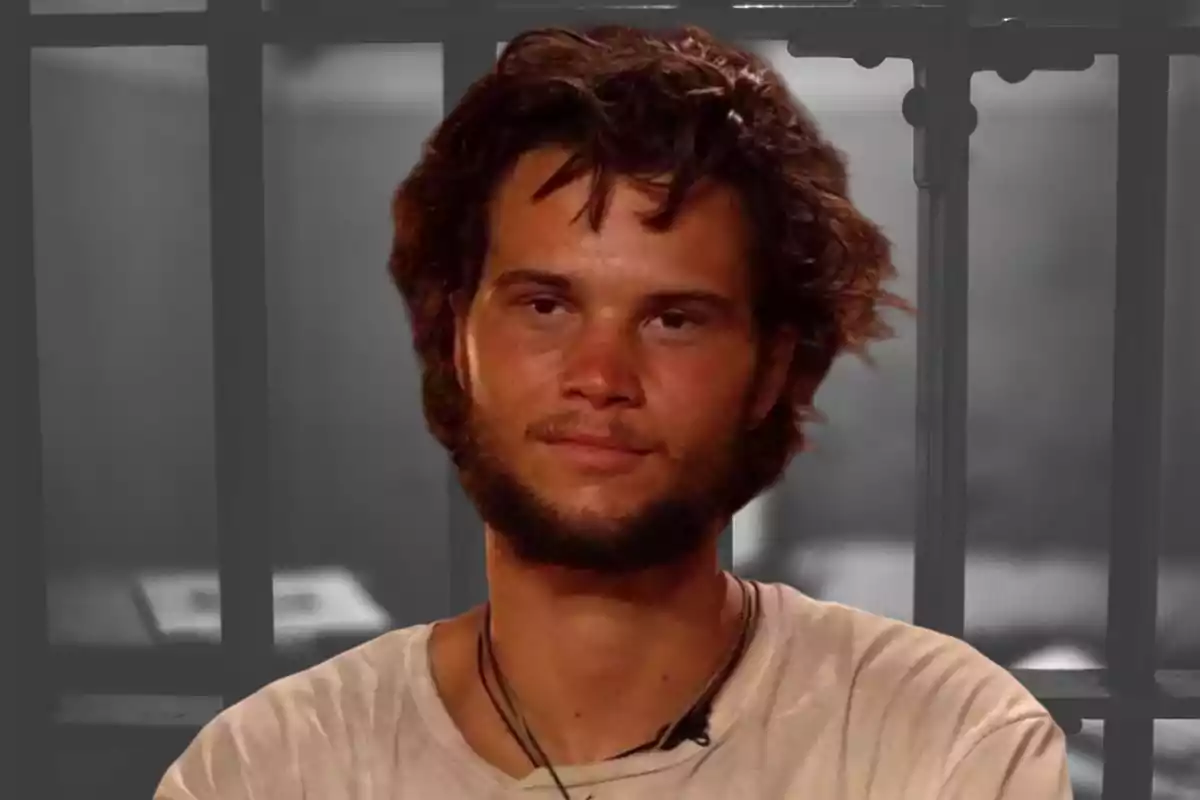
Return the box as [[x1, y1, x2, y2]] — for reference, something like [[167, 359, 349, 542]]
[[544, 436, 649, 472]]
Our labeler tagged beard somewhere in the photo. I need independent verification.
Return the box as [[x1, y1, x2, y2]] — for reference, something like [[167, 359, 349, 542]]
[[455, 406, 751, 575]]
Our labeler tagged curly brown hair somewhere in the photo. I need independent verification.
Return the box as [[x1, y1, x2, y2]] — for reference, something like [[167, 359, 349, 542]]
[[389, 24, 909, 512]]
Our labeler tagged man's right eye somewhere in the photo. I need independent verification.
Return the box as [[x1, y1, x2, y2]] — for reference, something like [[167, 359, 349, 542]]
[[526, 296, 565, 315]]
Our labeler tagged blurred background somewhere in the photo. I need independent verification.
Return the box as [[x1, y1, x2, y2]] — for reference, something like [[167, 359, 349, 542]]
[[19, 0, 1200, 797]]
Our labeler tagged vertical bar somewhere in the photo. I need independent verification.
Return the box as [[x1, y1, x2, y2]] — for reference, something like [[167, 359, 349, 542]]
[[208, 1, 275, 706], [0, 1, 50, 791], [1101, 2, 1169, 798], [910, 6, 970, 638], [444, 8, 497, 615]]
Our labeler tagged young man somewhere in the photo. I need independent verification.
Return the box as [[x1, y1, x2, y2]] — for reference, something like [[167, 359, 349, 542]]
[[156, 24, 1073, 800]]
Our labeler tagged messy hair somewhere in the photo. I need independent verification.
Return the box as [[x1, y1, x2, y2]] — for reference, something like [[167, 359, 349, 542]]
[[389, 24, 909, 511]]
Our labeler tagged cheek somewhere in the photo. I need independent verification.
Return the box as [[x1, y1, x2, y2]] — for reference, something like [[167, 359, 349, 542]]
[[648, 351, 757, 448], [466, 327, 558, 427]]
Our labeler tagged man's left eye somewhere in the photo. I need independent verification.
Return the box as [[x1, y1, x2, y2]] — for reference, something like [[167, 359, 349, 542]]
[[654, 311, 697, 330]]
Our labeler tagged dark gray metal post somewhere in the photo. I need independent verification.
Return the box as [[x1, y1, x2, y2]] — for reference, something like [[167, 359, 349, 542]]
[[0, 1, 50, 791], [1101, 1, 1170, 798], [443, 16, 496, 616], [910, 6, 971, 638], [209, 1, 276, 706]]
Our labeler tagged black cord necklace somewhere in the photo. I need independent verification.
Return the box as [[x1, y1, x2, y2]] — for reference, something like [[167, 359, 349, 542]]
[[475, 577, 760, 800]]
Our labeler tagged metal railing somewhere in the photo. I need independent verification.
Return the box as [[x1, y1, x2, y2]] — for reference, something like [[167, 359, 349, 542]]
[[2, 2, 1198, 799]]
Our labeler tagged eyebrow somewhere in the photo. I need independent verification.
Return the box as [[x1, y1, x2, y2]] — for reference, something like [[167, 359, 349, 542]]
[[490, 267, 739, 315], [491, 268, 572, 293]]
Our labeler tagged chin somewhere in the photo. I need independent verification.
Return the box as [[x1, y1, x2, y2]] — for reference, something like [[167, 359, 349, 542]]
[[526, 454, 650, 489], [460, 434, 725, 572], [539, 489, 656, 525]]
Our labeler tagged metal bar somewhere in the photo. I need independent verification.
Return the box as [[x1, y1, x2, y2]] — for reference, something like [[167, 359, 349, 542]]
[[1101, 0, 1171, 795], [270, 3, 944, 63], [680, 0, 736, 8], [23, 9, 1200, 53], [443, 6, 497, 616], [1011, 669, 1110, 730], [1012, 669, 1200, 723], [26, 6, 924, 49], [209, 0, 276, 707], [0, 2, 51, 793], [268, 3, 942, 44], [909, 8, 971, 639]]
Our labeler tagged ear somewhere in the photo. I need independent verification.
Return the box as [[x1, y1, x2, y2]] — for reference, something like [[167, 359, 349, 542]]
[[451, 290, 470, 391], [749, 327, 797, 426]]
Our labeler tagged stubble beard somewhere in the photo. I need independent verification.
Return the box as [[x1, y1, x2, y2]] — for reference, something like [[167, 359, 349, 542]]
[[454, 407, 751, 575]]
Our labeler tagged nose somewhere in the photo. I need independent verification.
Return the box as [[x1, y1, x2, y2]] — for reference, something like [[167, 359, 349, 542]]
[[559, 323, 645, 409]]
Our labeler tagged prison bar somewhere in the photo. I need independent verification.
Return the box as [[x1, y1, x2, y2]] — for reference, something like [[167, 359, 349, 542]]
[[908, 2, 972, 642], [21, 7, 1200, 53], [209, 0, 277, 707], [1100, 0, 1173, 796], [0, 2, 50, 795]]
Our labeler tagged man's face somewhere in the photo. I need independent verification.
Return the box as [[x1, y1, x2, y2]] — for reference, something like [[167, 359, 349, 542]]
[[454, 146, 791, 574]]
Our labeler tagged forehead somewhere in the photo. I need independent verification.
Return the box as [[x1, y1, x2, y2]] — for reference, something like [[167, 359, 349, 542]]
[[483, 147, 752, 291]]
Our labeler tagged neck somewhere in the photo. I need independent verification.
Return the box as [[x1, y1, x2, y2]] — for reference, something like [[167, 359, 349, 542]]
[[479, 527, 743, 766]]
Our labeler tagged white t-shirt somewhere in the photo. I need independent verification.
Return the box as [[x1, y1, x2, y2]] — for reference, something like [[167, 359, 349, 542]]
[[155, 582, 1073, 799]]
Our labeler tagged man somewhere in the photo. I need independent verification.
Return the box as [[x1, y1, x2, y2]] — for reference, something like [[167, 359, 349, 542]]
[[156, 24, 1073, 800]]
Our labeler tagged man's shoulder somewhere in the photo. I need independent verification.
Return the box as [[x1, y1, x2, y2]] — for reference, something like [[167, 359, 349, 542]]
[[224, 623, 427, 730], [155, 624, 430, 799], [756, 583, 1070, 797], [766, 582, 1052, 734]]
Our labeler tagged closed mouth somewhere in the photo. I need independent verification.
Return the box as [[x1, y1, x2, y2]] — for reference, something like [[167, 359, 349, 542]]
[[549, 435, 649, 454]]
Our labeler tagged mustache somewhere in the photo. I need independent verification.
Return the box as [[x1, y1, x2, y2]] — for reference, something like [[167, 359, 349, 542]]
[[526, 412, 658, 453]]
